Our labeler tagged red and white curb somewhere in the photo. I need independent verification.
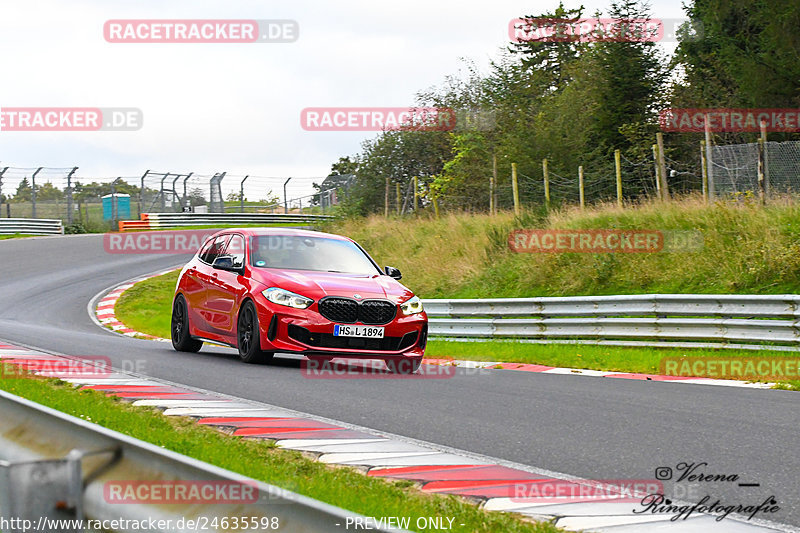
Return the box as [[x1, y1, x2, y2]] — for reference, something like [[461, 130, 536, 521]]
[[92, 269, 177, 341], [0, 342, 789, 533], [92, 273, 777, 390]]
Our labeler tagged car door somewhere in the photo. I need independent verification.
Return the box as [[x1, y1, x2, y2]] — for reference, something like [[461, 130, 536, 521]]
[[192, 234, 231, 334], [204, 233, 247, 339], [183, 237, 215, 333]]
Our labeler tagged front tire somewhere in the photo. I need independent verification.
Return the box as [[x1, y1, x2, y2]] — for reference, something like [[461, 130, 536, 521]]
[[237, 301, 274, 364], [171, 295, 203, 353]]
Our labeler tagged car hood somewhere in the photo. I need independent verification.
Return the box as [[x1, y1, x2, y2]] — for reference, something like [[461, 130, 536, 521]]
[[250, 268, 414, 302]]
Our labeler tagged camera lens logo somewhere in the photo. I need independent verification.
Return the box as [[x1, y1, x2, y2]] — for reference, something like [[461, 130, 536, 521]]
[[655, 467, 673, 480]]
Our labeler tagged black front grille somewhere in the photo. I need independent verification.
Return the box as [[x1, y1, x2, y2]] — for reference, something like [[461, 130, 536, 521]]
[[317, 297, 397, 325], [288, 324, 405, 351], [359, 300, 397, 325], [318, 297, 359, 323]]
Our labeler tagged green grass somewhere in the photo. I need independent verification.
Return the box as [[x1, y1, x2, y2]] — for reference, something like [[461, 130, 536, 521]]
[[0, 233, 35, 240], [114, 269, 179, 338], [0, 364, 561, 533], [114, 270, 800, 389], [427, 339, 800, 389]]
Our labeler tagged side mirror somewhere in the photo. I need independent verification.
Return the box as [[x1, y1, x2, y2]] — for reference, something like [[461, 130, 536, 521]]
[[384, 266, 402, 280], [213, 255, 243, 274]]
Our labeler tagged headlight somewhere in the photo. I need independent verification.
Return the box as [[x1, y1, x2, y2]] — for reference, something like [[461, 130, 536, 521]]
[[263, 288, 313, 309], [400, 295, 424, 315]]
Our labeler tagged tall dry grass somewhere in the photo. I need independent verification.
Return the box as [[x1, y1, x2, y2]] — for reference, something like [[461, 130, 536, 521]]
[[325, 195, 800, 297]]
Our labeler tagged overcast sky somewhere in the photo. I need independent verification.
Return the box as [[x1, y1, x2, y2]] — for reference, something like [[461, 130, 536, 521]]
[[0, 0, 686, 199]]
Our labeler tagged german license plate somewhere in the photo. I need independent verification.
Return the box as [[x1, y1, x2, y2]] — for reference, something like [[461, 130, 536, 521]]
[[333, 325, 385, 338]]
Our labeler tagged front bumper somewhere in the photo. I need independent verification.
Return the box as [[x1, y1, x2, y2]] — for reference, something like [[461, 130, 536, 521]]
[[254, 293, 427, 359]]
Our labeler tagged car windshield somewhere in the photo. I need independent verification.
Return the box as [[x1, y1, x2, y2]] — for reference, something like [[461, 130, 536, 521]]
[[250, 235, 381, 275]]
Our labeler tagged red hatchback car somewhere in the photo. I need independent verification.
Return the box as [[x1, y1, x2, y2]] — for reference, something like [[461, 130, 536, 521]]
[[171, 228, 428, 373]]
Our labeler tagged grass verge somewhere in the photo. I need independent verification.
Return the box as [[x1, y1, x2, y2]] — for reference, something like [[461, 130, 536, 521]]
[[0, 363, 560, 533], [0, 233, 34, 240], [114, 270, 800, 390]]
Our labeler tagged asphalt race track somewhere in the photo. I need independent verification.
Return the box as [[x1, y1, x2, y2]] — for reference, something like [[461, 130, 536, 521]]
[[1, 234, 798, 528]]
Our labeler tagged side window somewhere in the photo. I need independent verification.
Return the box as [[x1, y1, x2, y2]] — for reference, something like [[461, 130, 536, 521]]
[[200, 235, 230, 264], [225, 235, 245, 268], [197, 238, 215, 262]]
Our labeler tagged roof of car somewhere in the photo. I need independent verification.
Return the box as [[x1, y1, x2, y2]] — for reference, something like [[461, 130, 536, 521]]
[[211, 227, 350, 241]]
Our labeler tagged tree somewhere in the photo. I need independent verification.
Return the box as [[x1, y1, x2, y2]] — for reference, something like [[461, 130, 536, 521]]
[[13, 178, 31, 202], [187, 187, 207, 207]]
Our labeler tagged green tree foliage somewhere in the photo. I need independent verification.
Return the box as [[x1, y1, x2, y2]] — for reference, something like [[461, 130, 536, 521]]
[[331, 0, 800, 213]]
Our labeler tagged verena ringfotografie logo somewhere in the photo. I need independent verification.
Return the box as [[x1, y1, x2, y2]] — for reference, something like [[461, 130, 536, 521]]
[[301, 359, 458, 379], [300, 107, 456, 132], [508, 229, 703, 253], [103, 230, 218, 254], [104, 481, 258, 504], [511, 479, 663, 504], [104, 20, 298, 43], [510, 18, 699, 43], [659, 108, 800, 133], [0, 107, 142, 132]]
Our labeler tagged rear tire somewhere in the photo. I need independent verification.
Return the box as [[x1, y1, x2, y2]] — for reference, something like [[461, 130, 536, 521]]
[[171, 295, 203, 353], [237, 301, 274, 364], [385, 357, 422, 374]]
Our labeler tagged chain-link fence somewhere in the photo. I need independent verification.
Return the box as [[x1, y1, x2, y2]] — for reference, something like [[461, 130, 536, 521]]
[[0, 165, 337, 230], [710, 140, 800, 198]]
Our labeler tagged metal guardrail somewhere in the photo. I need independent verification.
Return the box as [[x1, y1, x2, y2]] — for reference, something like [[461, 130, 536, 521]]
[[422, 294, 800, 346], [119, 212, 333, 231], [0, 389, 402, 533], [0, 218, 64, 235]]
